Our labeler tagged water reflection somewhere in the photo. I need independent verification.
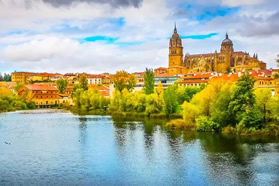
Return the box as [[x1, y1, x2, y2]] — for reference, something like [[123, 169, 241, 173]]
[[0, 111, 278, 185]]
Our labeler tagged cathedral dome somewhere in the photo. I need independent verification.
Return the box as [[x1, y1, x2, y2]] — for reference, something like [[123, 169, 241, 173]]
[[222, 33, 233, 45]]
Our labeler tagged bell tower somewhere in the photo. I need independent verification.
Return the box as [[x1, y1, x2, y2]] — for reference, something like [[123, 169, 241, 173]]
[[168, 23, 184, 75]]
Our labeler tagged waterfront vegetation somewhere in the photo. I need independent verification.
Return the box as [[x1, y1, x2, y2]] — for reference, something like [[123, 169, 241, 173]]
[[0, 84, 36, 112], [69, 69, 279, 136], [1, 69, 279, 136]]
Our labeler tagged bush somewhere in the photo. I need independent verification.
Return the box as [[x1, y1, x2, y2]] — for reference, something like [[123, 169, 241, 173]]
[[27, 102, 36, 109], [197, 116, 220, 132], [166, 119, 196, 131], [12, 101, 27, 110]]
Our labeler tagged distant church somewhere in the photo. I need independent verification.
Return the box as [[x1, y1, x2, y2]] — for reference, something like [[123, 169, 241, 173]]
[[168, 24, 266, 75]]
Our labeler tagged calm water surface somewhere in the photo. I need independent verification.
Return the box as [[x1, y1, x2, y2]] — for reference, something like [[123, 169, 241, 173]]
[[0, 110, 279, 185]]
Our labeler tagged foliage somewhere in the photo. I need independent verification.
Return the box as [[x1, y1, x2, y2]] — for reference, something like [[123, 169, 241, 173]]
[[166, 119, 196, 130], [113, 71, 136, 92], [276, 54, 279, 68], [56, 78, 68, 94], [14, 83, 25, 93], [155, 81, 164, 95], [79, 74, 88, 90], [196, 116, 220, 132], [73, 89, 110, 114], [255, 88, 272, 123], [0, 95, 35, 112], [145, 93, 164, 115], [176, 85, 204, 104], [0, 73, 11, 81], [0, 87, 13, 97], [163, 84, 179, 115], [228, 74, 261, 128], [182, 101, 199, 126], [210, 81, 235, 127], [143, 68, 155, 95]]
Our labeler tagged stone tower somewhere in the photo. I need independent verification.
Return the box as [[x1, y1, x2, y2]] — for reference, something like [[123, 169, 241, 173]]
[[221, 33, 234, 53], [168, 23, 184, 75], [220, 33, 234, 72]]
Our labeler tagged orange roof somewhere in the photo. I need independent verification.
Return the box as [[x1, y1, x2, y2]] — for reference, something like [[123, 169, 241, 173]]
[[25, 84, 58, 91], [155, 67, 168, 70], [64, 73, 76, 76], [86, 74, 102, 78], [182, 73, 212, 80], [210, 74, 238, 81]]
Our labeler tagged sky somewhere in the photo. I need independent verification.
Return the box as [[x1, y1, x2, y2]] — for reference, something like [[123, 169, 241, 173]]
[[0, 0, 278, 74]]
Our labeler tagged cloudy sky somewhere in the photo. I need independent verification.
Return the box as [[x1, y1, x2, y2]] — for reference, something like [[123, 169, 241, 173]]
[[0, 0, 278, 74]]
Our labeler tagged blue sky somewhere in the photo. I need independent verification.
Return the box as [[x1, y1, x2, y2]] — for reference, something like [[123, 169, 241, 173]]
[[0, 0, 278, 73]]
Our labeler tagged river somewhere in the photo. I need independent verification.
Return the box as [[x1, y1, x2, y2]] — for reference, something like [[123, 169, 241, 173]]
[[0, 110, 279, 185]]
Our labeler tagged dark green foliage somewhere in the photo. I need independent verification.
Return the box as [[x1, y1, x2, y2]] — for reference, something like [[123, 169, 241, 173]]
[[197, 116, 220, 132], [27, 102, 36, 109], [143, 68, 155, 95], [163, 85, 179, 115], [0, 73, 11, 81], [228, 73, 261, 128]]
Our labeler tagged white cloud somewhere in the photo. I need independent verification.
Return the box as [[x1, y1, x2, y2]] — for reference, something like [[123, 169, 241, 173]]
[[0, 0, 278, 73], [221, 0, 265, 7]]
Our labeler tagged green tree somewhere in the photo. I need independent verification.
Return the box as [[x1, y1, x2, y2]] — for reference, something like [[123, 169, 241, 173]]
[[276, 54, 279, 68], [14, 83, 25, 93], [210, 81, 234, 127], [79, 74, 88, 90], [228, 74, 261, 129], [255, 88, 272, 123], [56, 78, 68, 94], [143, 68, 155, 95], [163, 85, 179, 115]]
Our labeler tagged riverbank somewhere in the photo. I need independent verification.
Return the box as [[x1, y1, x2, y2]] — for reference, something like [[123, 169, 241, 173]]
[[166, 119, 279, 137]]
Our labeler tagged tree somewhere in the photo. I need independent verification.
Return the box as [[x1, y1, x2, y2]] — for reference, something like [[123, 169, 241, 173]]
[[56, 79, 68, 94], [156, 81, 164, 95], [126, 74, 136, 92], [276, 54, 279, 68], [255, 88, 272, 123], [113, 71, 136, 93], [14, 83, 25, 93], [79, 74, 88, 90], [210, 81, 234, 127], [228, 74, 261, 129], [163, 85, 179, 115], [143, 68, 155, 95]]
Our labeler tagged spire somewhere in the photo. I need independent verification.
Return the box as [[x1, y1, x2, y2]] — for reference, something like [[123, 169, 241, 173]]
[[226, 32, 229, 39], [174, 22, 177, 33]]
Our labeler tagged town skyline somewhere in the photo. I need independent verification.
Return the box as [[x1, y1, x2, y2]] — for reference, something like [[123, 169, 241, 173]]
[[0, 0, 278, 74]]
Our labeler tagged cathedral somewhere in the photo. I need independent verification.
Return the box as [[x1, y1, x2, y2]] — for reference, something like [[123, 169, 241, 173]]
[[168, 25, 266, 75]]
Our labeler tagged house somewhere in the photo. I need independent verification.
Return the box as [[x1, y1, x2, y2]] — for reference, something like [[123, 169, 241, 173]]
[[18, 84, 60, 108]]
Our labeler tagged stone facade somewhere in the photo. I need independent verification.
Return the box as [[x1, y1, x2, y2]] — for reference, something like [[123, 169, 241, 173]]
[[168, 26, 266, 74]]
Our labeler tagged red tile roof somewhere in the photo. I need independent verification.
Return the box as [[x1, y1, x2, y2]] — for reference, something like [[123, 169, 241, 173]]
[[155, 67, 168, 70], [86, 74, 102, 78], [25, 84, 58, 91], [210, 74, 238, 81]]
